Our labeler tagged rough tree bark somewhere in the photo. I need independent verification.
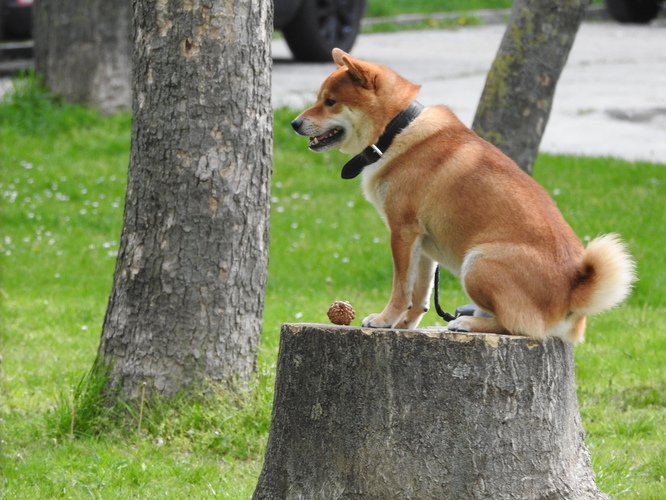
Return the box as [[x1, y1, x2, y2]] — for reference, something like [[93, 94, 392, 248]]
[[472, 0, 589, 174], [254, 324, 608, 500], [95, 0, 272, 400], [33, 0, 132, 114]]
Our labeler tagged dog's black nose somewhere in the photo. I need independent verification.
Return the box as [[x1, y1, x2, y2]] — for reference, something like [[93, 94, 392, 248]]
[[291, 118, 303, 132]]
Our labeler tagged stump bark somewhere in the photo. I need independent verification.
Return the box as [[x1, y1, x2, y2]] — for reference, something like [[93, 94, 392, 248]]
[[254, 324, 608, 500]]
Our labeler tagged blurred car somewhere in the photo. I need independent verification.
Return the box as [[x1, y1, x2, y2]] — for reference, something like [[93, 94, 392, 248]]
[[274, 0, 367, 62], [1, 0, 366, 62], [2, 0, 32, 39], [606, 0, 664, 23]]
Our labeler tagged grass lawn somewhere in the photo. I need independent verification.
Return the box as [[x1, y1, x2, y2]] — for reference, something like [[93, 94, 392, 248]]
[[365, 0, 602, 17], [366, 0, 513, 18], [2, 74, 666, 499], [363, 0, 514, 31]]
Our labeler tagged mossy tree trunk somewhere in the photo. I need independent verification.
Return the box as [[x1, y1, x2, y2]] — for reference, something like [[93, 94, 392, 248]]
[[95, 0, 272, 401], [254, 324, 608, 500], [472, 0, 589, 175]]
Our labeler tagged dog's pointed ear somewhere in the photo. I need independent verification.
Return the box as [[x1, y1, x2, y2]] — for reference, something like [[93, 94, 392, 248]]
[[332, 48, 347, 67], [331, 48, 374, 89]]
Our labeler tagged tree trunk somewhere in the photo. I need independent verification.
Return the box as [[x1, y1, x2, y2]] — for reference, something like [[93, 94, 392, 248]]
[[472, 0, 589, 175], [254, 324, 608, 500], [96, 0, 272, 400], [33, 0, 132, 114]]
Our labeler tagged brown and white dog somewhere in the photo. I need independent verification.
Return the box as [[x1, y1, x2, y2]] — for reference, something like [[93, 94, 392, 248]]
[[291, 48, 636, 342]]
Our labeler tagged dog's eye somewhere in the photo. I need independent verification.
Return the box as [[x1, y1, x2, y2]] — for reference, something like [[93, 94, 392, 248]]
[[324, 98, 336, 107]]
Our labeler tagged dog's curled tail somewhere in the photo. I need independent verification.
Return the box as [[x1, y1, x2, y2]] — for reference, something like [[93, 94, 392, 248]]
[[570, 233, 636, 315]]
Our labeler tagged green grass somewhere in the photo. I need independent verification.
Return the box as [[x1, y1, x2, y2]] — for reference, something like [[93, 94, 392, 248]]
[[362, 0, 605, 32], [365, 0, 603, 18], [363, 16, 486, 34], [363, 0, 511, 32], [2, 74, 666, 499], [366, 0, 513, 18]]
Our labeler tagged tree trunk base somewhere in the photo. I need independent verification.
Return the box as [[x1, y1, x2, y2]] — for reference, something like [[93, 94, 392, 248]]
[[254, 324, 608, 500]]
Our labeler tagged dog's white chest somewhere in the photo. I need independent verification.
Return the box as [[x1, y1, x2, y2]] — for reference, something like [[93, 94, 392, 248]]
[[360, 162, 389, 219]]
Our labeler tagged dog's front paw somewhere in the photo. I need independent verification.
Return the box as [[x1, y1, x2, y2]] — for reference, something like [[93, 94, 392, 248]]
[[447, 316, 471, 332], [362, 313, 394, 328]]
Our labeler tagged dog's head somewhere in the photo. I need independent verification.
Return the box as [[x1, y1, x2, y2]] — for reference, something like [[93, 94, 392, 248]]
[[291, 48, 420, 156]]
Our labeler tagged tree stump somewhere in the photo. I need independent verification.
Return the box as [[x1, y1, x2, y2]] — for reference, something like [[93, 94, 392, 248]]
[[253, 324, 608, 500]]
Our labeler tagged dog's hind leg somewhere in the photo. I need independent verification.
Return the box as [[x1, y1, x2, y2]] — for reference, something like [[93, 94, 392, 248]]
[[447, 314, 508, 334], [453, 246, 550, 338], [395, 254, 437, 329]]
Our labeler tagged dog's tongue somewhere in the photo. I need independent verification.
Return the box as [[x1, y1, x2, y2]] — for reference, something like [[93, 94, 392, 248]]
[[310, 129, 332, 146], [313, 130, 331, 141]]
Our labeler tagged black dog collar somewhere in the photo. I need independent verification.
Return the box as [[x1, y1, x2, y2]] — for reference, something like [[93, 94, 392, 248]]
[[341, 101, 425, 180]]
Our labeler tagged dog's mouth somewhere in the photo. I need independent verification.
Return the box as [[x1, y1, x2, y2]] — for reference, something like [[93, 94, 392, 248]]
[[309, 127, 344, 151]]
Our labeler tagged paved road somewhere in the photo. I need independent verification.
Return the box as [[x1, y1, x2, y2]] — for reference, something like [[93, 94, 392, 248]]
[[3, 20, 664, 164], [273, 21, 666, 164]]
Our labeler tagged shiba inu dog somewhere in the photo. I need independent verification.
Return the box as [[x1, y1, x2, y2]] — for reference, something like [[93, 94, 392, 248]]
[[291, 48, 635, 342]]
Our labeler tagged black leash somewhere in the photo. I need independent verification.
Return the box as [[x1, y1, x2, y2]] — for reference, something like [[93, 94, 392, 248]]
[[433, 266, 456, 322]]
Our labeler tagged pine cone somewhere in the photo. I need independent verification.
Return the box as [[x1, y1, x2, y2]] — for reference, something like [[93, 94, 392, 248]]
[[327, 301, 356, 326]]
